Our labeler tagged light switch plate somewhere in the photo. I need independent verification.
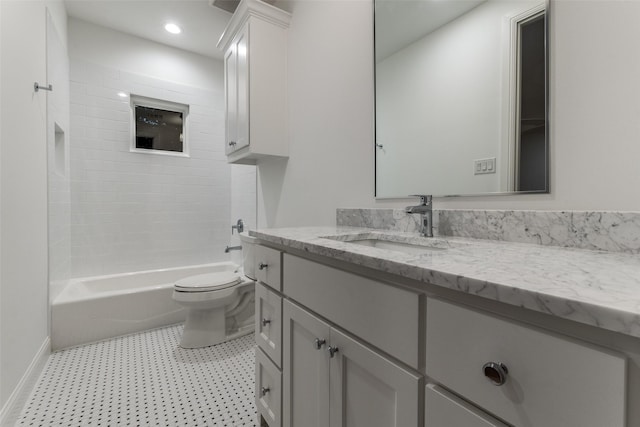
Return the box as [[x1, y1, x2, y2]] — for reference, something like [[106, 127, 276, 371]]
[[474, 157, 497, 175]]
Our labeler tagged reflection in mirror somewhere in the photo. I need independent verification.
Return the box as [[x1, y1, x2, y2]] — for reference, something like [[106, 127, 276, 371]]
[[375, 0, 548, 198]]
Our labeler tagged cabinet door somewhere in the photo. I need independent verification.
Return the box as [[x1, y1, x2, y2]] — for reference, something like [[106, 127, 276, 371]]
[[283, 301, 330, 427], [235, 23, 250, 151], [329, 328, 422, 427], [256, 348, 282, 427], [224, 43, 237, 155], [256, 283, 282, 367]]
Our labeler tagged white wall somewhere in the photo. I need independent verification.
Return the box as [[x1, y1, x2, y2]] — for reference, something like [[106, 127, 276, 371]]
[[376, 1, 538, 197], [1, 0, 48, 410], [68, 19, 256, 277], [0, 0, 67, 417], [258, 0, 640, 229], [68, 19, 217, 91], [258, 0, 375, 227]]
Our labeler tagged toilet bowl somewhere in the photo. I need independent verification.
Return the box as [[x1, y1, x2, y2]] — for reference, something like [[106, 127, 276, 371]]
[[173, 270, 255, 348]]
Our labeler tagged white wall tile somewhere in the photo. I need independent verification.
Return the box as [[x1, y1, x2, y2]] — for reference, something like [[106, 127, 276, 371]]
[[69, 59, 254, 277]]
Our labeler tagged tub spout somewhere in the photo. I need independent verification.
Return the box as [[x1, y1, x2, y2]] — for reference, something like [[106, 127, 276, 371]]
[[225, 245, 242, 253]]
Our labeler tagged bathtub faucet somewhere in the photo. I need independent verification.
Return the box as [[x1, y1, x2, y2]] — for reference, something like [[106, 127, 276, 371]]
[[225, 245, 242, 253]]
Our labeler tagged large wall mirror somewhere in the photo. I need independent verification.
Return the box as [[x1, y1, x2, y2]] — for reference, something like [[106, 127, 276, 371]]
[[375, 0, 549, 198]]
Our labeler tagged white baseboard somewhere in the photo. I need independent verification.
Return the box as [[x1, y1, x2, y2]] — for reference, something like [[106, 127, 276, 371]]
[[0, 337, 50, 427]]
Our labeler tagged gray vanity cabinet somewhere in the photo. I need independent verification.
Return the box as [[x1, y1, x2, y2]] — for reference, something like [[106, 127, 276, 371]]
[[282, 301, 330, 427], [256, 240, 632, 427], [254, 246, 285, 427], [282, 299, 422, 427], [426, 297, 627, 427]]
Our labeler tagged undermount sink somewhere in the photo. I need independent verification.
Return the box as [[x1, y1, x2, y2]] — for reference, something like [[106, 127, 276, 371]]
[[347, 239, 446, 254], [323, 234, 450, 255]]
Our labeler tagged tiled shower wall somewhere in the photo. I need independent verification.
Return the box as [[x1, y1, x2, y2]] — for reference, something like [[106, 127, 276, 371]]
[[229, 165, 258, 268], [69, 60, 254, 277], [47, 13, 71, 286]]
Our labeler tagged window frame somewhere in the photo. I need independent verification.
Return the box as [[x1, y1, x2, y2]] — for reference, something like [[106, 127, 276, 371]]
[[130, 95, 190, 157]]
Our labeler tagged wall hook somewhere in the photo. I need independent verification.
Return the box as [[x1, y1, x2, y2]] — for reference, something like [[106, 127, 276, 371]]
[[34, 82, 53, 92]]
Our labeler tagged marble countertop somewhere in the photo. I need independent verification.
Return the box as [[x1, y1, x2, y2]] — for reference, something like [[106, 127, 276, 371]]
[[250, 226, 640, 340]]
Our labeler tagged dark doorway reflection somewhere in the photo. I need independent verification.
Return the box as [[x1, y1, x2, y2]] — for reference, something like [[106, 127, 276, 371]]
[[517, 13, 546, 192]]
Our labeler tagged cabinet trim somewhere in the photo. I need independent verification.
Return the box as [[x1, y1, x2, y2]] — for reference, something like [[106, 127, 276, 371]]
[[217, 0, 291, 52]]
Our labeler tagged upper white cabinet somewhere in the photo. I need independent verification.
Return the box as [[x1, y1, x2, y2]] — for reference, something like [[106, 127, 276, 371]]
[[217, 0, 291, 164]]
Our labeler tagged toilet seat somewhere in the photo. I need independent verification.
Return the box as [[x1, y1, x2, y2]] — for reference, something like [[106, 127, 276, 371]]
[[174, 271, 242, 293]]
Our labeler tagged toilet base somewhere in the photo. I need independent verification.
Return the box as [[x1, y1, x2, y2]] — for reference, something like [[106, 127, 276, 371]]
[[176, 280, 255, 349], [180, 307, 228, 348], [179, 303, 255, 349]]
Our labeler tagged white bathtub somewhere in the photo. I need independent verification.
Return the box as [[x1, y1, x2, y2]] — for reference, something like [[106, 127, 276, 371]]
[[51, 262, 243, 351]]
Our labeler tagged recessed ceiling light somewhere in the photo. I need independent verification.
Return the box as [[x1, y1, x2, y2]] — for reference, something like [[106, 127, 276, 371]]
[[165, 23, 182, 34], [117, 92, 128, 98]]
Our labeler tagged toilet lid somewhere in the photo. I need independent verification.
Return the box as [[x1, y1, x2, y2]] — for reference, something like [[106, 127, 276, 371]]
[[174, 271, 242, 292]]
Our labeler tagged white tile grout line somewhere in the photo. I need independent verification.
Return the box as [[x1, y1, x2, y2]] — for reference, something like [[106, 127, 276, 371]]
[[16, 325, 257, 426]]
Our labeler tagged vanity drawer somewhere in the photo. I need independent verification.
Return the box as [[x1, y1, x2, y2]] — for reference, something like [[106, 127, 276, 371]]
[[426, 298, 626, 427], [256, 245, 282, 291], [256, 347, 282, 427], [256, 282, 282, 367], [426, 383, 508, 427], [283, 254, 421, 369]]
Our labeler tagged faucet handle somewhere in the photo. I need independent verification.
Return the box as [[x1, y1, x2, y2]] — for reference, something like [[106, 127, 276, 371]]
[[410, 195, 432, 206], [231, 218, 244, 234]]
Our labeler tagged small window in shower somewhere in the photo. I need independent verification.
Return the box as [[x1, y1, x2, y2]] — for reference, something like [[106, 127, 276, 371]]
[[130, 95, 189, 156]]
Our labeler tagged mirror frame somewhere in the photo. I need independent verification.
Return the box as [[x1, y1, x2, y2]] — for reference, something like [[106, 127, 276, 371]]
[[373, 0, 550, 199]]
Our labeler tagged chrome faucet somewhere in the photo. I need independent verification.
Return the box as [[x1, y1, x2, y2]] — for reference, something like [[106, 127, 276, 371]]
[[405, 195, 433, 237], [231, 219, 244, 234]]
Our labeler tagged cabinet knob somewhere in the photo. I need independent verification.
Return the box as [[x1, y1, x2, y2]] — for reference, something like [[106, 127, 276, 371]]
[[314, 338, 326, 350], [261, 318, 271, 327], [260, 386, 270, 396], [482, 362, 509, 386], [228, 141, 237, 146], [258, 262, 268, 270], [327, 346, 339, 358]]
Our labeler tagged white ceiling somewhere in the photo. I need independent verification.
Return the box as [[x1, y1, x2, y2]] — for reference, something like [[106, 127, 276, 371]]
[[375, 0, 486, 62], [64, 0, 233, 60]]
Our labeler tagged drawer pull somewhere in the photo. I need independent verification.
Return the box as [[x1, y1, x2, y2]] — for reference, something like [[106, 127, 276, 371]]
[[483, 362, 509, 386], [228, 141, 237, 146], [260, 386, 270, 396], [258, 262, 268, 270], [261, 318, 271, 326], [314, 338, 326, 350], [327, 346, 339, 358]]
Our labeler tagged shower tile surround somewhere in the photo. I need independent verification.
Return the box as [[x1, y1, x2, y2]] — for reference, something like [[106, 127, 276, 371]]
[[69, 59, 256, 277], [250, 208, 640, 340]]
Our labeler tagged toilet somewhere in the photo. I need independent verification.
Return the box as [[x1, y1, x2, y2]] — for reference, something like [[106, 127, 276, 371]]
[[173, 233, 258, 348]]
